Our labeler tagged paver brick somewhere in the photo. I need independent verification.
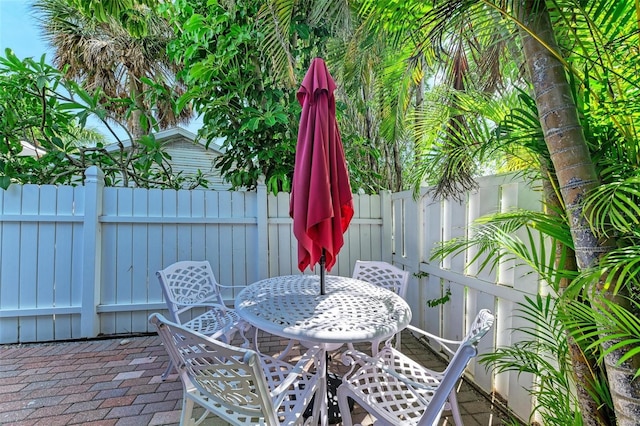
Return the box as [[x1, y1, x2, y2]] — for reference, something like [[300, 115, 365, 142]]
[[0, 383, 28, 394], [89, 380, 122, 391], [113, 371, 143, 381], [68, 408, 111, 424], [104, 404, 144, 419], [0, 370, 22, 379], [55, 382, 92, 395], [0, 400, 29, 413], [114, 414, 153, 426], [63, 400, 103, 414], [28, 403, 72, 419], [133, 391, 167, 404], [149, 410, 181, 426], [164, 389, 183, 401], [140, 400, 177, 414], [23, 395, 67, 409], [21, 380, 60, 391], [0, 408, 35, 423], [129, 356, 157, 365], [32, 414, 76, 426], [84, 373, 117, 384], [124, 384, 159, 396], [72, 415, 117, 425], [94, 388, 129, 400], [118, 376, 149, 387], [99, 396, 137, 409], [61, 391, 99, 404]]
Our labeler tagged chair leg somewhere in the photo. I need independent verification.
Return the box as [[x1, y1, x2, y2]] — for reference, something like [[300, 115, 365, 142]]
[[336, 386, 354, 426], [448, 388, 464, 426], [394, 331, 402, 350], [161, 360, 174, 381], [181, 395, 196, 426], [370, 339, 381, 356], [235, 323, 253, 348], [278, 339, 296, 360]]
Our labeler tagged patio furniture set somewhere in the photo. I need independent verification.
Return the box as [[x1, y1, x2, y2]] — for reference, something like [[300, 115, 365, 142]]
[[151, 260, 495, 425]]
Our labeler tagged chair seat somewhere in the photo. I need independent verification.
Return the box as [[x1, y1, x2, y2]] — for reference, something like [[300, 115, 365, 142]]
[[184, 353, 319, 425], [341, 347, 439, 425], [184, 308, 242, 336]]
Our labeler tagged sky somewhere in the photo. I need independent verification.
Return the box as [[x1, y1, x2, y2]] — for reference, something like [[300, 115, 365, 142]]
[[0, 0, 201, 142], [0, 0, 51, 60]]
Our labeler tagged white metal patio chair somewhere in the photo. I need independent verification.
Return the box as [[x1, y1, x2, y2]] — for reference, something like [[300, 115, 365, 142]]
[[149, 313, 324, 426], [337, 309, 495, 426], [352, 260, 410, 353], [156, 260, 248, 379]]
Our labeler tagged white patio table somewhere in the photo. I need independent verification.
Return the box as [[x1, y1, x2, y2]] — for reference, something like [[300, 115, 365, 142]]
[[234, 274, 412, 425]]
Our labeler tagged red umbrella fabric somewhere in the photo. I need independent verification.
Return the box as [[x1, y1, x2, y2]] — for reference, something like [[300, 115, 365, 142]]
[[290, 57, 354, 280]]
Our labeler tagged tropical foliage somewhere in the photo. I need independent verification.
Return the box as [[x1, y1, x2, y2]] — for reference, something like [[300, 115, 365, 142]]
[[0, 0, 212, 189], [159, 0, 301, 192], [259, 0, 429, 193], [0, 50, 205, 189], [403, 1, 640, 424]]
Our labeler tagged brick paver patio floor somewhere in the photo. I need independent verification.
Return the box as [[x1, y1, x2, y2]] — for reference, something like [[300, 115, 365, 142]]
[[0, 329, 521, 425]]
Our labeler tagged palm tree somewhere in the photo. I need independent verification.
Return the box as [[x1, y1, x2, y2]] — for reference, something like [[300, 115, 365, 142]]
[[31, 0, 191, 141]]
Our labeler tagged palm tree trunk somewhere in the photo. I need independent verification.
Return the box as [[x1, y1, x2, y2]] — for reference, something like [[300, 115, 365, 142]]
[[540, 165, 610, 424], [518, 1, 640, 424]]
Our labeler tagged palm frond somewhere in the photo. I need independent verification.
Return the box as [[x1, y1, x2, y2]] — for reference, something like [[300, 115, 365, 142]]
[[432, 209, 576, 289], [257, 0, 296, 86], [479, 294, 582, 425], [561, 295, 640, 378], [585, 176, 640, 236]]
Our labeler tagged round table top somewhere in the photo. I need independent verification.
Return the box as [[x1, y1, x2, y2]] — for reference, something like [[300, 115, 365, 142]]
[[235, 274, 412, 345]]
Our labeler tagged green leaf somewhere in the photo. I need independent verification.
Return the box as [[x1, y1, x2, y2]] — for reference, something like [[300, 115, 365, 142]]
[[0, 176, 11, 190], [264, 115, 276, 126]]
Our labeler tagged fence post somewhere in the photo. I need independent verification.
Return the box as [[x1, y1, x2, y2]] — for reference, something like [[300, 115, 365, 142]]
[[380, 190, 392, 263], [256, 177, 269, 280], [81, 166, 104, 337]]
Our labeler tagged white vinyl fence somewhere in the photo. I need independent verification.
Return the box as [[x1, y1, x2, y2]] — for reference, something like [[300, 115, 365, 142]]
[[0, 167, 541, 422], [0, 166, 391, 343], [392, 173, 543, 422]]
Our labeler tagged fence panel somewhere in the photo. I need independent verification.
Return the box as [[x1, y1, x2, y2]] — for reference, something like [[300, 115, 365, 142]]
[[0, 184, 84, 342], [267, 192, 296, 277], [392, 173, 541, 423], [97, 187, 262, 335], [266, 192, 386, 279]]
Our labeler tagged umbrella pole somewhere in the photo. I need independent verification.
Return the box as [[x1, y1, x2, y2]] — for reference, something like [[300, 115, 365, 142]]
[[320, 249, 326, 295]]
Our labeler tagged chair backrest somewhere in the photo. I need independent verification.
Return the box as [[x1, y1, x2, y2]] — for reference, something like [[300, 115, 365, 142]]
[[156, 260, 224, 323], [419, 309, 494, 425], [352, 260, 410, 299], [149, 313, 279, 424]]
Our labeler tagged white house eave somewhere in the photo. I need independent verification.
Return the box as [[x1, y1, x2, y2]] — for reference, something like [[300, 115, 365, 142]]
[[105, 126, 226, 154]]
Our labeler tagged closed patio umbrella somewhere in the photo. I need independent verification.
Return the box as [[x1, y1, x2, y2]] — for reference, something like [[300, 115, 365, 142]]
[[290, 57, 354, 295]]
